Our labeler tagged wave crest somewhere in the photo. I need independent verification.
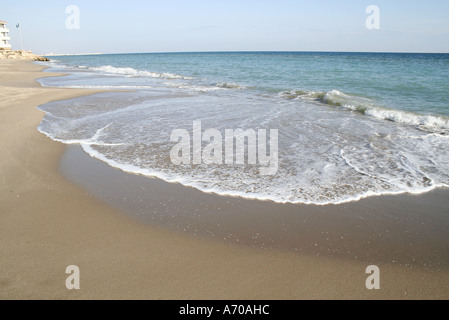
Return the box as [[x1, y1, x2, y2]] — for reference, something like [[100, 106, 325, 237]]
[[215, 82, 247, 89], [281, 89, 449, 133], [90, 65, 194, 80]]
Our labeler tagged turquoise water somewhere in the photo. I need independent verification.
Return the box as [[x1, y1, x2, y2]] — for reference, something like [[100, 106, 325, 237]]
[[47, 52, 449, 117], [37, 52, 449, 205]]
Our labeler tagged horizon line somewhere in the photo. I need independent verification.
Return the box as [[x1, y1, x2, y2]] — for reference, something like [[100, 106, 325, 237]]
[[42, 50, 449, 56]]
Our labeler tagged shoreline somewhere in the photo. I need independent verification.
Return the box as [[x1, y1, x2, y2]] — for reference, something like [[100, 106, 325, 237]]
[[62, 145, 449, 271], [1, 60, 449, 299]]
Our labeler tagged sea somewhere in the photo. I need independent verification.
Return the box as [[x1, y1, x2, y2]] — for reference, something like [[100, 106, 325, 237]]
[[36, 52, 449, 205]]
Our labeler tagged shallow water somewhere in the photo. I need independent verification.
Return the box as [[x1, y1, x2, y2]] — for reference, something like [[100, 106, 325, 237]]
[[37, 52, 449, 204]]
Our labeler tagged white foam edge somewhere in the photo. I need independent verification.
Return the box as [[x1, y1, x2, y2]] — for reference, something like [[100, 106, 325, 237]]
[[78, 142, 448, 206]]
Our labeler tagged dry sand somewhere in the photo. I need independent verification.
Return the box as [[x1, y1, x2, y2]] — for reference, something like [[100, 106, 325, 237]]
[[0, 60, 448, 300]]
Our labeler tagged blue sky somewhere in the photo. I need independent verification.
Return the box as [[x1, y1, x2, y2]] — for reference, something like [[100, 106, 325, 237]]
[[2, 0, 449, 54]]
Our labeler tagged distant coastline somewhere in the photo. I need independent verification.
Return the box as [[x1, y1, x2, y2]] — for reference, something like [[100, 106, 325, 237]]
[[43, 52, 103, 57]]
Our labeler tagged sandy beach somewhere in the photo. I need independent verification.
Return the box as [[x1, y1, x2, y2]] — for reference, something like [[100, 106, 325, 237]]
[[1, 60, 448, 300]]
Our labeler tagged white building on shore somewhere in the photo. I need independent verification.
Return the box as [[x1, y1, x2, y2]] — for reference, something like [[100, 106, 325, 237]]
[[0, 20, 12, 49]]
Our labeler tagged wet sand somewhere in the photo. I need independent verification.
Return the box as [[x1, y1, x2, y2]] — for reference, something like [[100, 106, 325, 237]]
[[1, 60, 448, 300], [61, 145, 449, 271]]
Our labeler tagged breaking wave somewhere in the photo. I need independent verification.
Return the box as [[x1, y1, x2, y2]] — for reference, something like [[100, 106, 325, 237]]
[[281, 89, 449, 134], [90, 65, 194, 80]]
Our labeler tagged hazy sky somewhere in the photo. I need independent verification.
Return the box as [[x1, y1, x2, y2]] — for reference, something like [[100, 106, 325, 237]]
[[2, 0, 449, 54]]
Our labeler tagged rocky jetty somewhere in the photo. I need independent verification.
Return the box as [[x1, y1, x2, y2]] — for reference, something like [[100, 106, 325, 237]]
[[0, 49, 49, 61]]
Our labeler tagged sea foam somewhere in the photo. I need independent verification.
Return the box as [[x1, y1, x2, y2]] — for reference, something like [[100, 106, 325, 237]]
[[281, 89, 449, 134], [36, 53, 449, 205]]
